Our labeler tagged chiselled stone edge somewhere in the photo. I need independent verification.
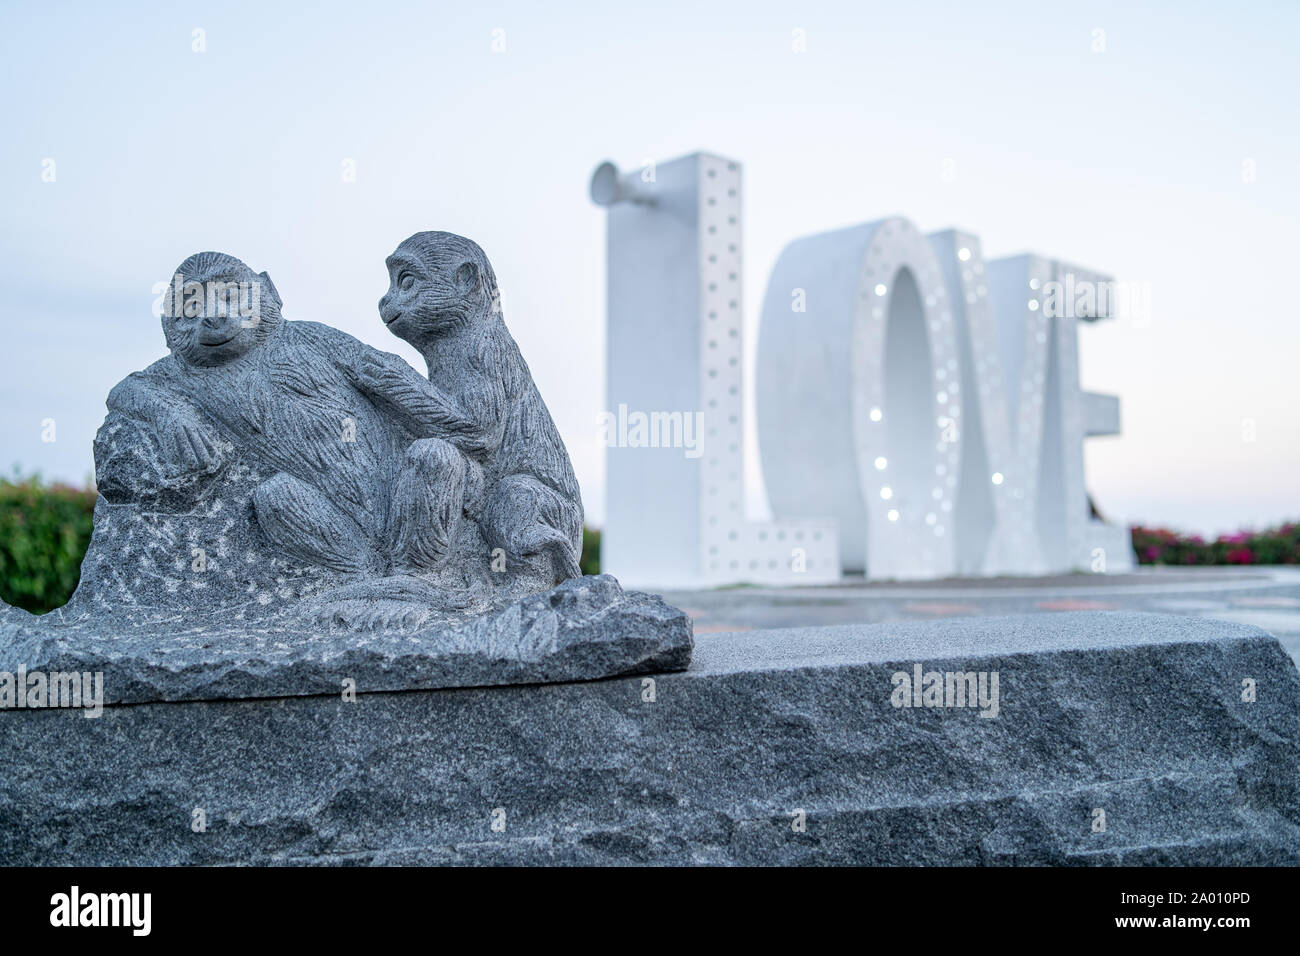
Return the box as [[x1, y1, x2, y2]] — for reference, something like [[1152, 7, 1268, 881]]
[[0, 589, 693, 707]]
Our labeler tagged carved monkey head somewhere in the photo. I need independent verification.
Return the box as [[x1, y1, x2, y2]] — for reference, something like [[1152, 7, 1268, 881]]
[[379, 232, 500, 350], [162, 252, 283, 368]]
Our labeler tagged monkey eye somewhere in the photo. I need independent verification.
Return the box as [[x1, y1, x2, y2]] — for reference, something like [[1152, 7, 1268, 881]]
[[399, 273, 415, 291]]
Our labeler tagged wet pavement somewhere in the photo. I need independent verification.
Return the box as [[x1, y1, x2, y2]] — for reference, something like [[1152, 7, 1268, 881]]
[[661, 567, 1300, 667]]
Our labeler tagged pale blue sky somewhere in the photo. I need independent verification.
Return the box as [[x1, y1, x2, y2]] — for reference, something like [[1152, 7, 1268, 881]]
[[2, 0, 1296, 536]]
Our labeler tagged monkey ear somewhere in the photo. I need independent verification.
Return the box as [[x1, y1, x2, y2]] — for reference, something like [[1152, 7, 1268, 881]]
[[454, 261, 480, 297], [258, 271, 283, 309]]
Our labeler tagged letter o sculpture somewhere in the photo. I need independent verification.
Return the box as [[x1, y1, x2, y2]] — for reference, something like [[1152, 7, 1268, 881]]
[[757, 217, 963, 579]]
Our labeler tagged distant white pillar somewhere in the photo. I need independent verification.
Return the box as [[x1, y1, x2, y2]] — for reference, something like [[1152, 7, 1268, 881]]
[[594, 153, 839, 588], [951, 244, 1054, 575], [951, 248, 1132, 575], [930, 231, 1040, 574], [1036, 259, 1133, 573]]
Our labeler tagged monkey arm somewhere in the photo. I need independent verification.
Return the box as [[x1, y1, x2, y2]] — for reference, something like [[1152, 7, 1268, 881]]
[[343, 349, 506, 456], [106, 367, 174, 423], [106, 365, 223, 475]]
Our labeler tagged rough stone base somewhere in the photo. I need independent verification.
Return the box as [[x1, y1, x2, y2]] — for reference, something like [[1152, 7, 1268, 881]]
[[2, 612, 1297, 865], [0, 575, 691, 704]]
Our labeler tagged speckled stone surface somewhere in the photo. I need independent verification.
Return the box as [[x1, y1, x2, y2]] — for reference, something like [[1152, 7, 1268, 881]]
[[0, 574, 692, 704], [2, 612, 1295, 865]]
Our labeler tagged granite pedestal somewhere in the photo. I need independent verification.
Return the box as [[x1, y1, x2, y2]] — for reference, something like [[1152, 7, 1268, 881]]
[[1, 611, 1296, 865]]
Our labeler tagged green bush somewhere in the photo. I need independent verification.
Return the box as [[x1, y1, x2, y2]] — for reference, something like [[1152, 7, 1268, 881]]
[[0, 474, 97, 613], [580, 526, 601, 576], [0, 472, 598, 612]]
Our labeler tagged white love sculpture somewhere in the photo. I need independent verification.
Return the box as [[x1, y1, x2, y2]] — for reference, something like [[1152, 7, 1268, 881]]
[[592, 151, 1132, 587]]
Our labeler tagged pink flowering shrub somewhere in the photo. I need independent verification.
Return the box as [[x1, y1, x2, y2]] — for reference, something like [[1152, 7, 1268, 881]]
[[1131, 522, 1299, 566]]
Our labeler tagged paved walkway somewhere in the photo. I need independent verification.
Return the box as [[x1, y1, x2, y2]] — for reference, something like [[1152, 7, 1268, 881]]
[[661, 567, 1300, 667]]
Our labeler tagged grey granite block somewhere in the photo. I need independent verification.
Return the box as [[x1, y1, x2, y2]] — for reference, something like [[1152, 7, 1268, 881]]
[[1, 612, 1295, 865]]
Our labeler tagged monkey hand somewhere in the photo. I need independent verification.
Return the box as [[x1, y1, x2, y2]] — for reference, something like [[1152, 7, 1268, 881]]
[[349, 351, 415, 398], [347, 350, 485, 444], [155, 406, 224, 477]]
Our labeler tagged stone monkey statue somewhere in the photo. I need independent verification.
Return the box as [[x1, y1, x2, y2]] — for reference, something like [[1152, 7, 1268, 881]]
[[352, 231, 584, 588], [98, 251, 481, 584]]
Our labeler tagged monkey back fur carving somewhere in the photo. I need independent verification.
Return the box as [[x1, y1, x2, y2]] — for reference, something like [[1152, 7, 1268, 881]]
[[373, 232, 584, 589], [0, 238, 692, 687]]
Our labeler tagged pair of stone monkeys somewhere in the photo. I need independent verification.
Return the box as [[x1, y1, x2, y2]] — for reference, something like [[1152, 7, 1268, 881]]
[[99, 232, 583, 603]]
